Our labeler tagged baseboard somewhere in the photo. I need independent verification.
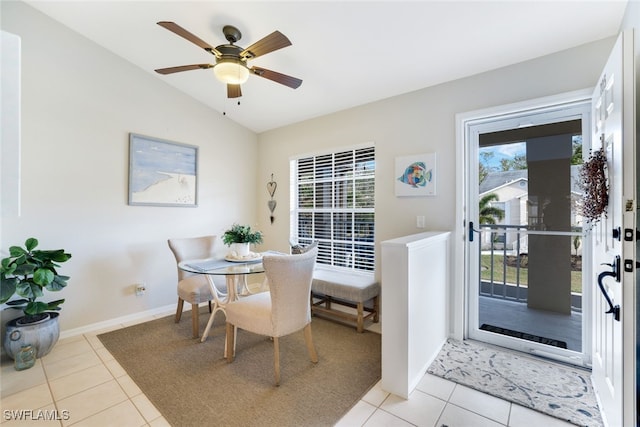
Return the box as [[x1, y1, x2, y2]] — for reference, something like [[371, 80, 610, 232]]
[[59, 304, 176, 339]]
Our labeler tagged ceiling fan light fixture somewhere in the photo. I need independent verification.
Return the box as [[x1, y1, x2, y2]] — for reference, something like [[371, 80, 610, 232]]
[[214, 60, 249, 85], [155, 22, 302, 98]]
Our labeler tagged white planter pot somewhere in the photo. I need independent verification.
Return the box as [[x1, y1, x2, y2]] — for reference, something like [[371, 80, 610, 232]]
[[232, 242, 251, 257]]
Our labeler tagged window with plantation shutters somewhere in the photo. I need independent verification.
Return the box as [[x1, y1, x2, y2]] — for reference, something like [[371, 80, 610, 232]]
[[290, 145, 375, 272]]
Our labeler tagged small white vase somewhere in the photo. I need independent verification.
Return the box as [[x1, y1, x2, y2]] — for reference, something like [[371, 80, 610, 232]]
[[232, 242, 250, 257]]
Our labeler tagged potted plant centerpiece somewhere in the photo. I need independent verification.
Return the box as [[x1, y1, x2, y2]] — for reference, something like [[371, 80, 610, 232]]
[[0, 237, 72, 359], [222, 224, 263, 258]]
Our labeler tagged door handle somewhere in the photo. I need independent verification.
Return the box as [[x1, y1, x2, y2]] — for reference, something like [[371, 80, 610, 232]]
[[597, 256, 621, 321], [468, 221, 479, 242]]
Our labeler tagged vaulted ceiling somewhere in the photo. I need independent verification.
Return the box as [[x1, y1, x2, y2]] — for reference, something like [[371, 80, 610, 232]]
[[24, 1, 627, 133]]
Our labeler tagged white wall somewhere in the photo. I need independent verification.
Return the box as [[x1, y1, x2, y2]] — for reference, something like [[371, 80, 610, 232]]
[[1, 31, 22, 245], [256, 36, 616, 280], [0, 1, 259, 332]]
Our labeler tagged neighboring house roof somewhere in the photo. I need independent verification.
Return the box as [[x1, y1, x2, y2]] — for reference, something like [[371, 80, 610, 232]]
[[480, 170, 527, 195], [479, 165, 583, 195]]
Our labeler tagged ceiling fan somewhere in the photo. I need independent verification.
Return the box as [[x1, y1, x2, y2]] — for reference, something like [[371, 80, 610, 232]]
[[154, 21, 302, 98]]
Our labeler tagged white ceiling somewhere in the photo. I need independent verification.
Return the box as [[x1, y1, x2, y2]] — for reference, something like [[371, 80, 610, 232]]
[[25, 1, 627, 133]]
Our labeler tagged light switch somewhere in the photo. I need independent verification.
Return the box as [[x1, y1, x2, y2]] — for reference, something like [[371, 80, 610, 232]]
[[416, 216, 425, 228]]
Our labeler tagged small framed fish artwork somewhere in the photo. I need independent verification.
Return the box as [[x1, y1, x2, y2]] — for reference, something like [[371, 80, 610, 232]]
[[395, 153, 436, 196]]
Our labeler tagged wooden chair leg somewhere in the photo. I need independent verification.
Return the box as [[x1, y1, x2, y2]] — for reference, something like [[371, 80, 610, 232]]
[[373, 296, 380, 323], [225, 322, 235, 362], [273, 336, 280, 386], [175, 298, 184, 323], [191, 303, 199, 338], [356, 302, 364, 333], [303, 324, 318, 363]]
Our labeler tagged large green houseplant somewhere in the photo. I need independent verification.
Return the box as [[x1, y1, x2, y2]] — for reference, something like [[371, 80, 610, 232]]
[[0, 237, 72, 359]]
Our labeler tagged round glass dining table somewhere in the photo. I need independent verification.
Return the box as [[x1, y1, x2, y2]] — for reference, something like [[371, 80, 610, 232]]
[[178, 257, 266, 343]]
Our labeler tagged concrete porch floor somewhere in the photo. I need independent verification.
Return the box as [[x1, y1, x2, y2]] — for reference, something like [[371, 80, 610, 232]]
[[478, 295, 583, 352]]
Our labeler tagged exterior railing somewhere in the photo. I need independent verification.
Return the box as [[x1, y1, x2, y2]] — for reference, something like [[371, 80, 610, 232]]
[[478, 224, 583, 306]]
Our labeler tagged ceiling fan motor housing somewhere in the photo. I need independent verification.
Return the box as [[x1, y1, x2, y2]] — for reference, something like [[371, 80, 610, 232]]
[[222, 25, 242, 44], [215, 44, 245, 62]]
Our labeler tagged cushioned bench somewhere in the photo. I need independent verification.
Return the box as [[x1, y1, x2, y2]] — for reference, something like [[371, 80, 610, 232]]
[[310, 267, 380, 333]]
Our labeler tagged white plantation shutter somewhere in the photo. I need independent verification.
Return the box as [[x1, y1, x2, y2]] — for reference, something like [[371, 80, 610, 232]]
[[291, 145, 375, 272]]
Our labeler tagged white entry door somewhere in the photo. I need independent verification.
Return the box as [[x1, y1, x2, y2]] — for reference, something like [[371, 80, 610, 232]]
[[590, 30, 635, 427]]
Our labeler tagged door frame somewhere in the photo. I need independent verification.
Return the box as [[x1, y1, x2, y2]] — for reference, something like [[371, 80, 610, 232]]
[[453, 89, 593, 343]]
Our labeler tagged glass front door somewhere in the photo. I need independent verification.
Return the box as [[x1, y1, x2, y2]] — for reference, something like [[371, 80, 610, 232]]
[[467, 102, 591, 366]]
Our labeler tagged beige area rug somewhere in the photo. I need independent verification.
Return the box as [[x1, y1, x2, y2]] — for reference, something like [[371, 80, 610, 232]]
[[98, 310, 381, 427]]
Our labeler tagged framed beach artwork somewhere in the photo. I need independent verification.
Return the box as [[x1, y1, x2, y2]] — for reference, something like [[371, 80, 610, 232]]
[[395, 153, 436, 196], [128, 133, 198, 207]]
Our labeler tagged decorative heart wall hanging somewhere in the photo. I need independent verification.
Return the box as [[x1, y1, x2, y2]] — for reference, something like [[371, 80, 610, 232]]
[[267, 179, 277, 198], [267, 174, 277, 224]]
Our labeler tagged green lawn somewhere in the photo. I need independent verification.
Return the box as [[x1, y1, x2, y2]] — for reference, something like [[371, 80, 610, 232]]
[[481, 254, 582, 294]]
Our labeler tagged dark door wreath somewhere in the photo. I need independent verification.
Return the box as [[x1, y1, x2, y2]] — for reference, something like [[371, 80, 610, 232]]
[[580, 147, 608, 226]]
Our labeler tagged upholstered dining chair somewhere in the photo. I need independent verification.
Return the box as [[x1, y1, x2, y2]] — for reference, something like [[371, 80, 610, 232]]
[[168, 235, 226, 338], [225, 247, 319, 386]]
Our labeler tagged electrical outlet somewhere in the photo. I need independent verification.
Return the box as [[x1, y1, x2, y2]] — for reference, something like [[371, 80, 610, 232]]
[[135, 283, 146, 297]]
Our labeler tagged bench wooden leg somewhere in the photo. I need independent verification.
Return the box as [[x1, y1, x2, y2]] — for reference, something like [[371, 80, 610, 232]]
[[311, 291, 379, 332], [356, 302, 364, 333]]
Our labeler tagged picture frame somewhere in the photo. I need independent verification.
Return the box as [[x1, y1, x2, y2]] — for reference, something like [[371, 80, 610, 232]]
[[128, 133, 198, 207], [395, 152, 436, 196]]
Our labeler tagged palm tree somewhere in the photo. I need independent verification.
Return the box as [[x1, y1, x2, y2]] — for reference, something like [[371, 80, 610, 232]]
[[479, 193, 504, 224]]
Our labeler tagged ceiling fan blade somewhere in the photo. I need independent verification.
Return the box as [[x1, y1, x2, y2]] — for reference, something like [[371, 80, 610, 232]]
[[240, 31, 291, 60], [155, 64, 213, 75], [157, 21, 221, 57], [250, 67, 302, 89], [227, 84, 242, 98]]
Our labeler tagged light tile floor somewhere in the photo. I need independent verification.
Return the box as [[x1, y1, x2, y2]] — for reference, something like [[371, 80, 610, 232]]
[[1, 310, 575, 427]]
